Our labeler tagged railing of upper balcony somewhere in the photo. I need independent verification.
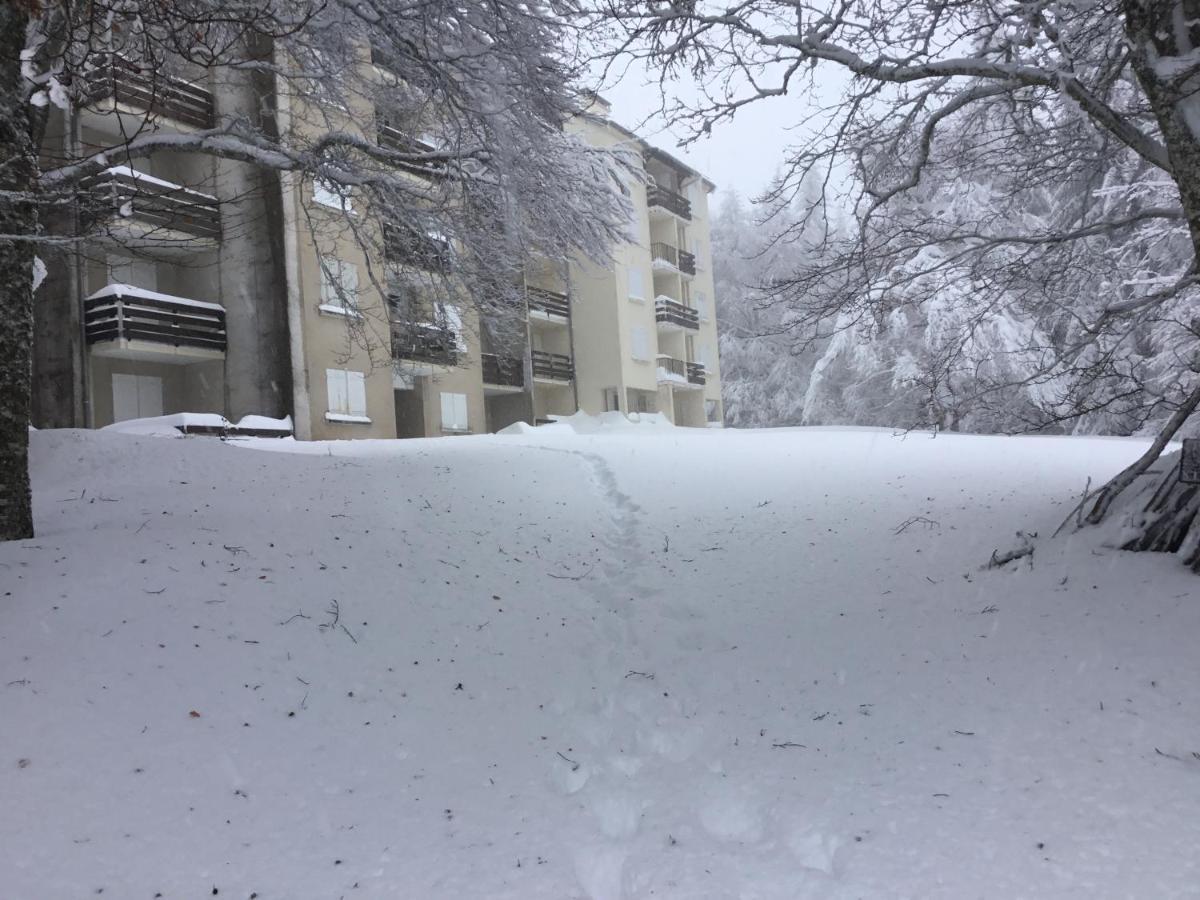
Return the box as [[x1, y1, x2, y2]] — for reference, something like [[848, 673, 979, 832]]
[[647, 185, 691, 220], [679, 249, 697, 276], [526, 286, 570, 320], [482, 353, 524, 388], [384, 223, 452, 274], [84, 286, 226, 353], [83, 167, 221, 241], [391, 321, 458, 366], [376, 116, 447, 180], [82, 53, 215, 128], [687, 361, 707, 386], [531, 350, 573, 381], [654, 296, 699, 330]]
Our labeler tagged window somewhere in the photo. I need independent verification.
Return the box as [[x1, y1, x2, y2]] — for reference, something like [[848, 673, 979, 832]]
[[690, 237, 703, 270], [627, 267, 645, 301], [602, 387, 621, 412], [325, 369, 368, 422], [437, 303, 467, 352], [440, 392, 468, 432], [111, 373, 162, 422], [319, 256, 359, 315], [694, 289, 708, 321], [313, 177, 352, 212], [630, 325, 650, 361]]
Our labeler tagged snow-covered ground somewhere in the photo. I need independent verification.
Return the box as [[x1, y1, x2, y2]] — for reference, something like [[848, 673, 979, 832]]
[[3, 423, 1198, 899]]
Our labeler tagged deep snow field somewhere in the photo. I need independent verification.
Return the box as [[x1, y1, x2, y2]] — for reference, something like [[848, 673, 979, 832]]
[[2, 420, 1199, 899]]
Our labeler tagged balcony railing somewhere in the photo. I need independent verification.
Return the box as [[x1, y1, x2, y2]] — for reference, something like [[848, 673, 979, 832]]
[[679, 249, 697, 276], [84, 285, 226, 354], [84, 166, 221, 241], [687, 361, 707, 386], [377, 117, 447, 180], [656, 355, 687, 381], [482, 353, 524, 388], [654, 296, 699, 330], [650, 242, 678, 268], [526, 286, 570, 321], [384, 223, 452, 274], [531, 350, 573, 382], [82, 53, 215, 129], [392, 321, 458, 367], [647, 185, 691, 220]]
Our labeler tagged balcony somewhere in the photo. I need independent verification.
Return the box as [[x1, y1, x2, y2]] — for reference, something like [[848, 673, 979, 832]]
[[377, 117, 446, 180], [384, 223, 452, 274], [81, 53, 215, 129], [84, 284, 226, 361], [531, 350, 573, 383], [482, 353, 524, 389], [392, 320, 458, 367], [527, 286, 570, 323], [656, 355, 704, 390], [647, 185, 691, 220], [654, 296, 699, 331], [679, 249, 697, 276], [84, 166, 221, 242], [651, 242, 696, 277]]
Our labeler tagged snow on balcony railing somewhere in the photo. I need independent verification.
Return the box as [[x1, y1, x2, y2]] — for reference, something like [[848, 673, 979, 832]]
[[81, 53, 215, 128], [84, 284, 226, 354], [654, 295, 699, 330], [526, 286, 570, 321], [84, 166, 221, 241]]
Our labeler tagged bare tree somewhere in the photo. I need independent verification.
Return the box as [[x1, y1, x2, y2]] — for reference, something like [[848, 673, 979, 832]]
[[596, 0, 1200, 569], [1, 0, 631, 540]]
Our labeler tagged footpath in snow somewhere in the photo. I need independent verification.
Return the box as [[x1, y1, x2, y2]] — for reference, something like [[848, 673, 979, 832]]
[[2, 420, 1198, 899]]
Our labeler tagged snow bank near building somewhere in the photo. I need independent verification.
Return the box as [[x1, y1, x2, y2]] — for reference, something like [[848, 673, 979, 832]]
[[498, 410, 673, 435], [102, 413, 293, 437], [3, 426, 1199, 899]]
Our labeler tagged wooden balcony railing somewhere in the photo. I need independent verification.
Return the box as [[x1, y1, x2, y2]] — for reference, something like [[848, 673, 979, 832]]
[[679, 249, 697, 276], [392, 321, 458, 366], [654, 296, 699, 330], [84, 166, 221, 241], [82, 53, 215, 128], [384, 223, 452, 274], [656, 355, 687, 381], [482, 353, 524, 388], [647, 185, 691, 220], [84, 285, 226, 354], [526, 286, 570, 321], [531, 349, 573, 382], [687, 361, 706, 386]]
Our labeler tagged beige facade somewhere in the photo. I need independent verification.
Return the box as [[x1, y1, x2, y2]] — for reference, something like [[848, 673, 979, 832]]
[[34, 60, 723, 438]]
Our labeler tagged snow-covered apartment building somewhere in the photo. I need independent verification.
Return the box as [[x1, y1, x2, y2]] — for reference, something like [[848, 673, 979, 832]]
[[31, 56, 723, 440]]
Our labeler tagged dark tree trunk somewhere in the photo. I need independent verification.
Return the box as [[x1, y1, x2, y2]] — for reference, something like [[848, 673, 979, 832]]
[[0, 2, 35, 541], [1078, 2, 1200, 569]]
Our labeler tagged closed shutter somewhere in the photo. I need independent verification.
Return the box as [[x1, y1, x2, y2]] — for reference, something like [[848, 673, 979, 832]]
[[347, 371, 367, 417], [326, 369, 348, 414], [627, 267, 645, 300], [631, 326, 650, 361]]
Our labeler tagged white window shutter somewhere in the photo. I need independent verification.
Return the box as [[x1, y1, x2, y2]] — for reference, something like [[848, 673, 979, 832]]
[[112, 373, 139, 422], [440, 304, 467, 351], [320, 257, 338, 306], [695, 290, 708, 320], [138, 375, 163, 417], [631, 326, 649, 361], [340, 260, 358, 299], [440, 392, 468, 430], [326, 369, 348, 414], [455, 393, 468, 429], [440, 392, 454, 428], [347, 371, 367, 417], [627, 267, 644, 300]]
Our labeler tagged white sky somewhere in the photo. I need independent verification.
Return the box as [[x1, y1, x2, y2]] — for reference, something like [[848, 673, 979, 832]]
[[590, 58, 847, 208]]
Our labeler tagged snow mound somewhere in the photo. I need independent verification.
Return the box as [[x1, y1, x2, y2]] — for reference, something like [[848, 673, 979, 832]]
[[499, 411, 675, 436], [102, 413, 293, 437]]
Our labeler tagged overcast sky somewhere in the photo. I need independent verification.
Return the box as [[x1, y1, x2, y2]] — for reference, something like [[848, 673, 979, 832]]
[[589, 58, 846, 210]]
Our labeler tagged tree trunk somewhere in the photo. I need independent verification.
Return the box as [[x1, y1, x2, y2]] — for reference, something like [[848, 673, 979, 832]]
[[1081, 2, 1200, 569], [0, 2, 35, 541]]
